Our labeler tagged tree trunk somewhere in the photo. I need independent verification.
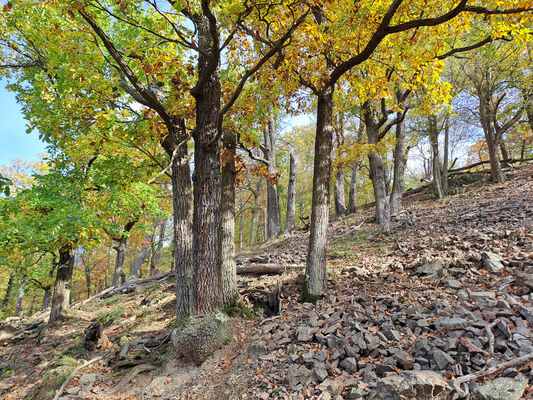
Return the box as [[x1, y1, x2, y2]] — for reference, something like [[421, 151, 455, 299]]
[[191, 14, 222, 315], [284, 151, 297, 233], [1, 273, 14, 311], [28, 293, 36, 316], [442, 114, 449, 196], [152, 218, 167, 270], [105, 246, 111, 288], [14, 277, 26, 317], [368, 152, 391, 232], [220, 129, 237, 307], [305, 88, 334, 298], [41, 286, 51, 310], [129, 219, 159, 280], [334, 113, 347, 217], [348, 164, 358, 214], [390, 116, 406, 215], [500, 140, 510, 161], [49, 245, 75, 324], [364, 104, 391, 232], [84, 261, 91, 298], [261, 208, 267, 242], [238, 216, 243, 249], [477, 78, 506, 183], [161, 120, 193, 320], [334, 169, 347, 217], [486, 132, 507, 183], [112, 231, 130, 287], [264, 108, 282, 239], [250, 182, 261, 245], [428, 115, 444, 199]]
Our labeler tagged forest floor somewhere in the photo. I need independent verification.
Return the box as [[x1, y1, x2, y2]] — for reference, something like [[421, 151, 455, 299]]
[[1, 164, 532, 400]]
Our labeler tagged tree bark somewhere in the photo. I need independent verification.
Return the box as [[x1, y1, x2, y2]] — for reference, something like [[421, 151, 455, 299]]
[[284, 151, 297, 233], [500, 141, 510, 161], [84, 259, 91, 298], [368, 152, 391, 232], [305, 88, 334, 297], [390, 115, 406, 214], [264, 108, 282, 239], [220, 129, 237, 307], [49, 245, 75, 324], [129, 219, 159, 280], [14, 277, 26, 317], [428, 115, 444, 199], [238, 216, 243, 249], [161, 120, 193, 320], [152, 218, 167, 271], [348, 164, 358, 214], [1, 273, 14, 311], [261, 208, 267, 242], [442, 114, 450, 196], [28, 293, 36, 316], [364, 104, 391, 232], [250, 180, 262, 245], [334, 112, 347, 217], [334, 169, 347, 217], [41, 286, 51, 311], [191, 14, 222, 315], [112, 220, 136, 287], [477, 73, 506, 183]]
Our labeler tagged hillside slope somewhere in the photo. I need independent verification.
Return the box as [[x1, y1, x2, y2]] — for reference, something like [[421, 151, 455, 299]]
[[1, 165, 532, 399]]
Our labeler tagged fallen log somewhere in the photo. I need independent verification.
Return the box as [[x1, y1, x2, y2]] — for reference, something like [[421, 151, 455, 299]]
[[453, 352, 533, 385], [236, 263, 305, 275], [77, 272, 173, 306]]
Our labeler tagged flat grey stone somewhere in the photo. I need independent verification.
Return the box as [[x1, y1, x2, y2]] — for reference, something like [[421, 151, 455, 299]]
[[474, 376, 527, 400], [482, 252, 504, 272]]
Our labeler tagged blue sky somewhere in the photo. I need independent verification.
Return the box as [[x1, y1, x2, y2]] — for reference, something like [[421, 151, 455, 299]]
[[0, 81, 47, 167]]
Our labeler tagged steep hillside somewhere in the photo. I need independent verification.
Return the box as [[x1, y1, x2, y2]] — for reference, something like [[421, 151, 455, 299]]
[[1, 165, 532, 400]]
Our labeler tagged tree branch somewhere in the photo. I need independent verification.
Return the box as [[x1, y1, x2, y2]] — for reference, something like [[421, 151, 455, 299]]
[[78, 9, 173, 128]]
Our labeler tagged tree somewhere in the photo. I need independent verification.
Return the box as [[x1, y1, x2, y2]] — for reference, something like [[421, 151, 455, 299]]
[[272, 0, 532, 297], [461, 42, 530, 182]]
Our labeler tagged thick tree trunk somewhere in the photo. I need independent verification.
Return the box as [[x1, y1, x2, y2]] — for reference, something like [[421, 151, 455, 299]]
[[478, 78, 506, 183], [152, 218, 167, 270], [41, 286, 51, 310], [305, 88, 334, 298], [112, 234, 129, 287], [264, 108, 282, 239], [348, 164, 358, 214], [486, 133, 506, 183], [368, 152, 391, 232], [161, 120, 193, 320], [49, 245, 75, 324], [14, 277, 26, 317], [1, 273, 14, 311], [191, 15, 222, 315], [284, 151, 297, 233], [220, 130, 237, 307], [500, 141, 510, 161], [129, 219, 159, 280], [390, 117, 406, 215], [364, 105, 391, 233], [334, 169, 347, 217]]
